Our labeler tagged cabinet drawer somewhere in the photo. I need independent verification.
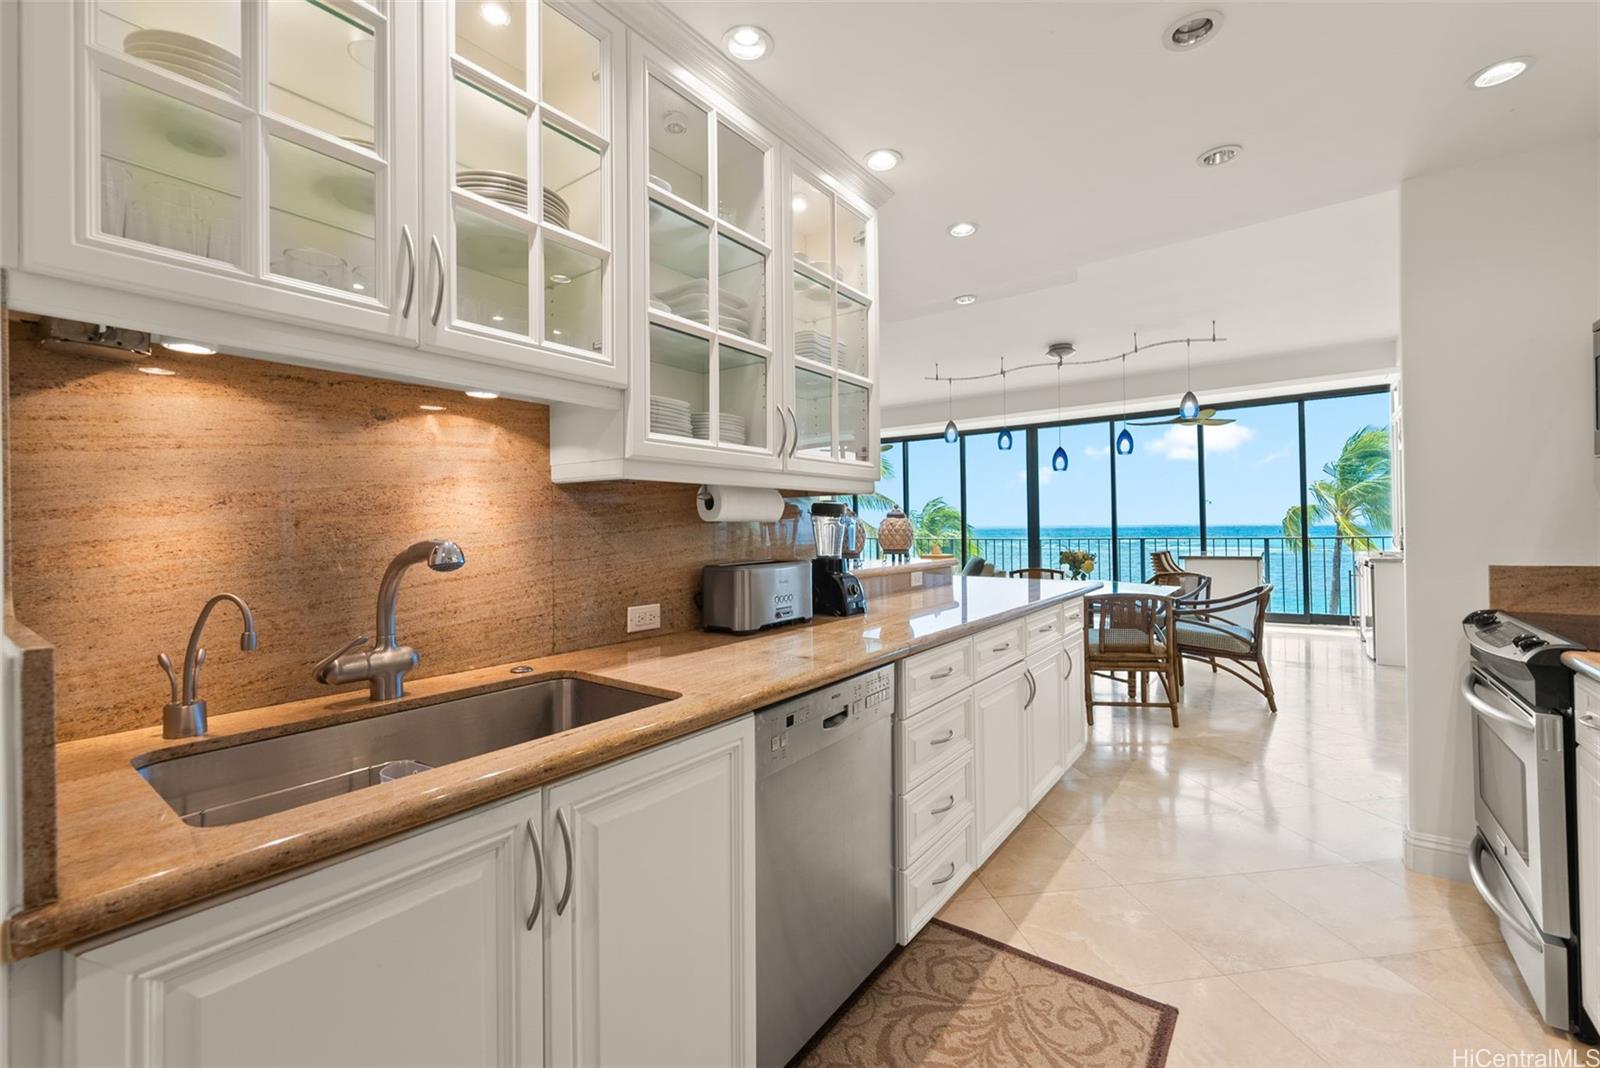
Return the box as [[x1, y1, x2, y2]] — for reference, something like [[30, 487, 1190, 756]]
[[1062, 598, 1084, 634], [901, 640, 975, 717], [1577, 673, 1600, 750], [897, 816, 977, 944], [1025, 606, 1065, 652], [898, 689, 975, 791], [973, 620, 1028, 679], [898, 754, 975, 868]]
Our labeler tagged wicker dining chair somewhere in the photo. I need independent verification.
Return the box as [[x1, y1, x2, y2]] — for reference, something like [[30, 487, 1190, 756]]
[[1149, 549, 1181, 576], [1082, 592, 1180, 727], [1172, 584, 1278, 712], [1009, 567, 1066, 580]]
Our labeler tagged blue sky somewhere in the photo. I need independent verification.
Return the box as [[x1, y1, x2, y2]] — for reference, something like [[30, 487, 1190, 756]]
[[870, 391, 1390, 532]]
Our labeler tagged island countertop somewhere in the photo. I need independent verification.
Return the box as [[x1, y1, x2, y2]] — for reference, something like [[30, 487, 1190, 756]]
[[5, 575, 1099, 960]]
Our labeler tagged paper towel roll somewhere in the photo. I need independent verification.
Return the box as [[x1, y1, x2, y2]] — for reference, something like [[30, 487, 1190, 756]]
[[697, 485, 785, 523]]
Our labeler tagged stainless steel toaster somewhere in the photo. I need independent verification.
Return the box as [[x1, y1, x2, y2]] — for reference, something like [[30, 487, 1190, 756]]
[[700, 560, 813, 633]]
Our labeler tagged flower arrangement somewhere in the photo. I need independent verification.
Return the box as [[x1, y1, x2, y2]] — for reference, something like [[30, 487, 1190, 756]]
[[1059, 549, 1096, 580]]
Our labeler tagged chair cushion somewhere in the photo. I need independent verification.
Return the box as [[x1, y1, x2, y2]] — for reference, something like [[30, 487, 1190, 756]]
[[1174, 619, 1255, 655], [1086, 629, 1166, 656]]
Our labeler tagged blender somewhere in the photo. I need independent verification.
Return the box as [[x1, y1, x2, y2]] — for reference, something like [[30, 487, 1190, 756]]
[[810, 502, 867, 616]]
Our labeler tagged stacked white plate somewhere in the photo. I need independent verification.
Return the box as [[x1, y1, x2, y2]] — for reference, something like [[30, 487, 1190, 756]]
[[795, 329, 836, 362], [691, 412, 747, 445], [125, 29, 240, 95], [649, 395, 692, 436], [657, 285, 753, 336], [456, 170, 571, 229]]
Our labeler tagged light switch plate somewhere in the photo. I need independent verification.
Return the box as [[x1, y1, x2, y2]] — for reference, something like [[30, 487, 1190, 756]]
[[627, 603, 661, 633]]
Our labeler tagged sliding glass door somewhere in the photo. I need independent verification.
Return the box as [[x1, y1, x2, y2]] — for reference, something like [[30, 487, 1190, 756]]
[[1201, 401, 1306, 616]]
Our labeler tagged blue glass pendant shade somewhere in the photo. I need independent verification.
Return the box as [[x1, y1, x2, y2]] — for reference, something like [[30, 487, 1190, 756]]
[[1116, 427, 1135, 455], [1179, 390, 1201, 421], [997, 428, 1013, 451], [1051, 445, 1069, 471], [943, 419, 959, 444]]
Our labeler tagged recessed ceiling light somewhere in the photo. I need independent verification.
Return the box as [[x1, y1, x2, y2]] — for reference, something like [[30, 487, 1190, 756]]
[[864, 148, 901, 173], [953, 294, 977, 305], [1164, 10, 1222, 51], [419, 404, 447, 412], [947, 222, 978, 238], [137, 366, 177, 376], [480, 3, 511, 28], [791, 193, 808, 213], [157, 336, 217, 355], [1196, 143, 1241, 167], [465, 390, 499, 400], [722, 25, 771, 62], [1470, 57, 1532, 89]]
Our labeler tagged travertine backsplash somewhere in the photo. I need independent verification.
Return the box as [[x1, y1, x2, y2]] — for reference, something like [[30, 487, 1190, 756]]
[[5, 320, 806, 741]]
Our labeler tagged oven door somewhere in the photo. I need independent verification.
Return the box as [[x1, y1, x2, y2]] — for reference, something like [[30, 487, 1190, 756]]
[[1463, 668, 1571, 938]]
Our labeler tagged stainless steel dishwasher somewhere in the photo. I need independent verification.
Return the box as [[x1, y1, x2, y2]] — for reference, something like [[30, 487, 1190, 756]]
[[755, 664, 896, 1067]]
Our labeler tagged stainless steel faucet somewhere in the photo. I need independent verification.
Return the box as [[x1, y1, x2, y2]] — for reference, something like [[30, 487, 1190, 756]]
[[314, 539, 466, 701], [158, 593, 259, 739]]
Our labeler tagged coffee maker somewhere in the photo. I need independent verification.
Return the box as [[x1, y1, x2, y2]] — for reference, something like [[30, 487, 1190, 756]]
[[810, 502, 867, 616]]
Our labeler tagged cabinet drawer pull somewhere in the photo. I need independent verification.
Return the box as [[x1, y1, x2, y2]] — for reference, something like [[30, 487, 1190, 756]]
[[554, 808, 574, 916], [399, 225, 416, 320], [991, 642, 1011, 653], [929, 794, 957, 815], [1582, 713, 1600, 728], [428, 234, 445, 326], [929, 729, 956, 745], [1037, 623, 1055, 633], [930, 862, 957, 886], [929, 666, 955, 681], [523, 818, 544, 931]]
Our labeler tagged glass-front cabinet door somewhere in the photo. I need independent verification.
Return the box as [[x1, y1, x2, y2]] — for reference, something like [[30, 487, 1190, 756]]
[[785, 162, 877, 475], [420, 0, 624, 383], [25, 0, 419, 339], [631, 52, 777, 465]]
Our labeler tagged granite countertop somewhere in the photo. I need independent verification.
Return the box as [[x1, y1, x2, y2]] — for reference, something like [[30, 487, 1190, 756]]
[[4, 576, 1099, 961]]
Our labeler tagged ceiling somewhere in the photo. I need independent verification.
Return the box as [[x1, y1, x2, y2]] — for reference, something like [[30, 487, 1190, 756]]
[[663, 0, 1598, 390]]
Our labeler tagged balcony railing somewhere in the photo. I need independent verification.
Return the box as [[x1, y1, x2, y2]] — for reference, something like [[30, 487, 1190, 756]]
[[864, 533, 1394, 621]]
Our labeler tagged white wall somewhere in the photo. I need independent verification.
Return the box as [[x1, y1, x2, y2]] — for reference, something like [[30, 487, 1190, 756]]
[[1400, 138, 1600, 878], [881, 337, 1398, 437]]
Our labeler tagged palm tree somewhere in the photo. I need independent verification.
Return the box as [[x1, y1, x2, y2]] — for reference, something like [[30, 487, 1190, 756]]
[[912, 496, 978, 559], [1281, 426, 1392, 615]]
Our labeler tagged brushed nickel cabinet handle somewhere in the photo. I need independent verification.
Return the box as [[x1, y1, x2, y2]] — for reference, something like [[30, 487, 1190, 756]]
[[930, 862, 957, 886], [429, 235, 445, 326], [399, 225, 416, 319], [786, 407, 799, 457], [930, 794, 957, 815], [775, 404, 788, 456], [992, 642, 1011, 653], [1063, 649, 1074, 680], [554, 808, 574, 916], [1582, 713, 1600, 728], [523, 817, 544, 931], [1023, 668, 1037, 710], [929, 666, 955, 681], [929, 729, 955, 745]]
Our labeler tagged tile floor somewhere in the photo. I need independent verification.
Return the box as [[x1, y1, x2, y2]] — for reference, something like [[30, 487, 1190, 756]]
[[936, 625, 1588, 1067]]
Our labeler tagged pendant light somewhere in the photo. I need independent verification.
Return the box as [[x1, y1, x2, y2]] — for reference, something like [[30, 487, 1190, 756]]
[[941, 366, 958, 443], [1115, 353, 1135, 455], [997, 358, 1013, 450], [1050, 359, 1069, 471], [1178, 339, 1201, 421]]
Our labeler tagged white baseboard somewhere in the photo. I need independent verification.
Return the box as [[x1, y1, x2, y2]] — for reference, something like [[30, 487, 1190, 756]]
[[1403, 828, 1472, 881]]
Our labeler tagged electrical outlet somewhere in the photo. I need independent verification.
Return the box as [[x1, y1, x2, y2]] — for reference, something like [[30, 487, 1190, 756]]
[[911, 571, 924, 588], [627, 603, 661, 633]]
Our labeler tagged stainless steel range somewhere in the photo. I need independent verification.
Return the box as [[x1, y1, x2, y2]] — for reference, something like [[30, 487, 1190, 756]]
[[1463, 609, 1592, 1037]]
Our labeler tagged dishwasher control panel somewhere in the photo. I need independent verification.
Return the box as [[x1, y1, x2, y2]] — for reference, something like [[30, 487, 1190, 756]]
[[754, 665, 895, 778]]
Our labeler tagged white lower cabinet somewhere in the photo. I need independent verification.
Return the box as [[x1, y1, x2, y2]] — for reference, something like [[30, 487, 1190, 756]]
[[64, 717, 753, 1068], [975, 664, 1030, 857], [1576, 678, 1600, 1027], [892, 600, 1088, 943]]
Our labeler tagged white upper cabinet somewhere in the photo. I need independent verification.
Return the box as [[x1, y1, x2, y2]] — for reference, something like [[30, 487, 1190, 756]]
[[22, 0, 421, 341], [420, 0, 627, 386]]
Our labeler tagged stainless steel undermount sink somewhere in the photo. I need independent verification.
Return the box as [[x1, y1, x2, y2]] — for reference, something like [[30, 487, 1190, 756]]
[[137, 677, 672, 828]]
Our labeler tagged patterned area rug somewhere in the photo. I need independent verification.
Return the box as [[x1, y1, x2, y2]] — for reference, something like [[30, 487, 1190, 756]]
[[794, 920, 1178, 1067]]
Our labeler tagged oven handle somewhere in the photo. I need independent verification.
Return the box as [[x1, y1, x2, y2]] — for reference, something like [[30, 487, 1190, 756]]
[[1467, 834, 1544, 949], [1461, 672, 1535, 732]]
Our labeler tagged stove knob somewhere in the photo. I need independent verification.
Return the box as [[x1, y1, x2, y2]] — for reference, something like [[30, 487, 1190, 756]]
[[1462, 610, 1499, 627], [1512, 634, 1548, 652]]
